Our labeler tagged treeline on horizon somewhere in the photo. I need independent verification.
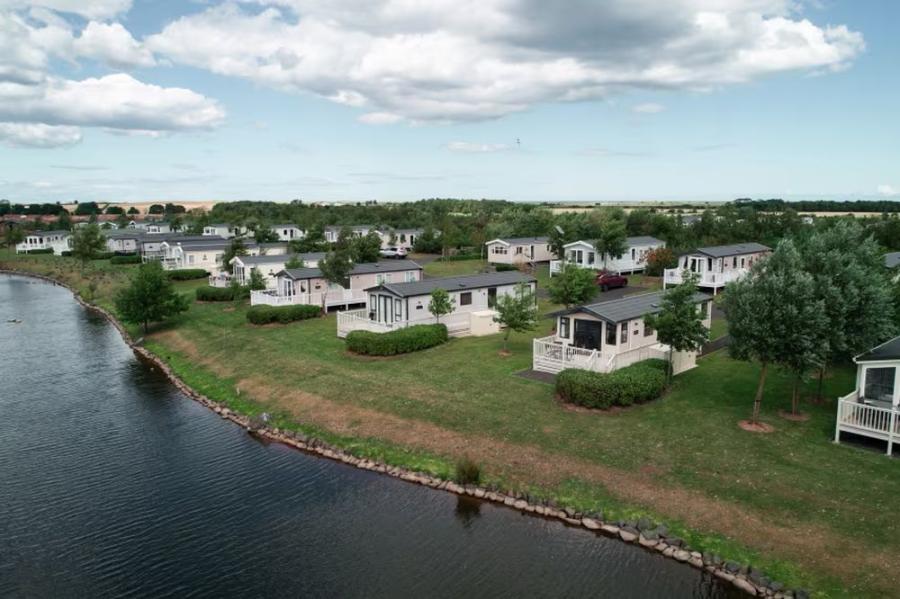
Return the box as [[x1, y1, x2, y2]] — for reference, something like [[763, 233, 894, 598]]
[[5, 198, 900, 252]]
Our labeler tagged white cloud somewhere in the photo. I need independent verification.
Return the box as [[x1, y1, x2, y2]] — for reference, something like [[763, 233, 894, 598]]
[[0, 0, 132, 20], [74, 21, 156, 69], [0, 122, 81, 147], [878, 184, 898, 197], [145, 0, 864, 123], [358, 111, 402, 125], [632, 102, 665, 114], [0, 74, 225, 132], [446, 141, 510, 153]]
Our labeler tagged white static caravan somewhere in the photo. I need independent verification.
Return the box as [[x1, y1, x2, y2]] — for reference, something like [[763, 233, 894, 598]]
[[550, 236, 665, 276], [664, 243, 771, 293], [485, 237, 555, 265], [338, 270, 537, 338]]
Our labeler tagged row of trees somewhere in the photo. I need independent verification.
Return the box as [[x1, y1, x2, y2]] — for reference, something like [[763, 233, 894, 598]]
[[723, 222, 896, 423]]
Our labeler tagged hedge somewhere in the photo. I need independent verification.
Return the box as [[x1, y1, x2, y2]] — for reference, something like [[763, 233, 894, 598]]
[[556, 359, 668, 409], [345, 324, 448, 356], [195, 286, 236, 302], [110, 254, 141, 265], [494, 263, 520, 272], [246, 304, 321, 325], [167, 268, 209, 281], [25, 248, 55, 255]]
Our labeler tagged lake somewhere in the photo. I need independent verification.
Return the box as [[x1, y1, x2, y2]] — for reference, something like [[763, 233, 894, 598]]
[[0, 274, 738, 598]]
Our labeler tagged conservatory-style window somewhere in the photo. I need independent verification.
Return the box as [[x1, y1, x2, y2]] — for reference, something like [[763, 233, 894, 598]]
[[863, 367, 895, 403]]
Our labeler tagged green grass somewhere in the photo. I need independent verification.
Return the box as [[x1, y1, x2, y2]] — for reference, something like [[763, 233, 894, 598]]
[[710, 317, 729, 340], [4, 249, 898, 597], [423, 257, 489, 277]]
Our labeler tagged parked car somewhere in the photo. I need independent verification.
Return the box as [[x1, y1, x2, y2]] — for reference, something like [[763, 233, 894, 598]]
[[596, 271, 628, 291], [379, 246, 407, 259]]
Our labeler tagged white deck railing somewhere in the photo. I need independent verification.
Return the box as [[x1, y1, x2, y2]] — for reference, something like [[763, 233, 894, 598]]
[[549, 260, 598, 276], [209, 273, 232, 288], [336, 309, 474, 338], [663, 268, 745, 288], [532, 337, 670, 375], [250, 288, 368, 308], [835, 394, 899, 455]]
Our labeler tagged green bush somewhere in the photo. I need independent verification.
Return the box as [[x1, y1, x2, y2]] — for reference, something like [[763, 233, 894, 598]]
[[27, 248, 55, 255], [556, 359, 667, 409], [345, 324, 448, 356], [494, 263, 520, 272], [167, 268, 209, 281], [454, 455, 481, 485], [110, 254, 141, 265], [195, 286, 235, 302], [95, 251, 115, 260], [246, 304, 321, 325]]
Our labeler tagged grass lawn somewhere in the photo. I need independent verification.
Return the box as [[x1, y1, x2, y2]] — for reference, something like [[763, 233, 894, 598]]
[[4, 249, 899, 597], [710, 317, 729, 340], [423, 257, 489, 278]]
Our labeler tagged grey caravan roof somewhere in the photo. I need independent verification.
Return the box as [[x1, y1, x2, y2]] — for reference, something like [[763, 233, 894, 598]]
[[368, 271, 535, 298]]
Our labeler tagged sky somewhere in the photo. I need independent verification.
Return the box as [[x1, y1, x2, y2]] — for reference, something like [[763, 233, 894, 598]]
[[0, 0, 897, 204]]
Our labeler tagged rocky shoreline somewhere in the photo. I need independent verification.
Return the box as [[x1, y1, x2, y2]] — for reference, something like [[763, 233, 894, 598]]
[[2, 269, 809, 598]]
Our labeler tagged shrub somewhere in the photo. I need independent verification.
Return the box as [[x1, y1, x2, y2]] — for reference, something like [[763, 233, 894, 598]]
[[454, 455, 481, 485], [195, 286, 235, 302], [345, 324, 449, 356], [167, 268, 209, 281], [556, 359, 668, 409], [27, 248, 55, 255], [95, 251, 115, 260], [494, 263, 520, 272], [110, 254, 141, 265], [246, 304, 321, 325]]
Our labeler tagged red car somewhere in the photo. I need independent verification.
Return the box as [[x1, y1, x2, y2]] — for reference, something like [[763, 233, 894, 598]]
[[596, 271, 628, 292]]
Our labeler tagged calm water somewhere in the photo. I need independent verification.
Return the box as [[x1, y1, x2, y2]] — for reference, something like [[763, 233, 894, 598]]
[[0, 275, 738, 598]]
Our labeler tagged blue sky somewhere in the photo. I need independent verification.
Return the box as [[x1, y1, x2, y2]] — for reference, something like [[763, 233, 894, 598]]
[[0, 1, 897, 203]]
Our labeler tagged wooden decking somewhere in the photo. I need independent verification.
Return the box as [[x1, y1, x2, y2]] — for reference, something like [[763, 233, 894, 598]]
[[835, 392, 900, 455]]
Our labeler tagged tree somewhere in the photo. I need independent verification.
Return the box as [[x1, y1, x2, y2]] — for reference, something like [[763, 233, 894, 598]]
[[148, 204, 165, 215], [317, 250, 353, 313], [74, 202, 100, 216], [428, 288, 454, 323], [222, 238, 247, 267], [284, 254, 304, 269], [70, 224, 106, 266], [723, 240, 826, 425], [352, 231, 382, 263], [4, 226, 24, 248], [127, 206, 140, 215], [548, 263, 595, 308], [493, 283, 538, 353], [644, 273, 709, 382], [105, 205, 124, 215], [114, 261, 189, 333], [247, 268, 267, 291], [253, 226, 280, 243], [643, 247, 678, 277], [115, 212, 129, 229], [413, 226, 441, 253], [801, 222, 896, 400], [56, 210, 71, 230], [592, 215, 627, 270]]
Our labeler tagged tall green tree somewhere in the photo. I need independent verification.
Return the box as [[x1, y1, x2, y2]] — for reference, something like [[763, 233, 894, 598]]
[[317, 250, 353, 313], [801, 221, 896, 399], [493, 283, 538, 353], [4, 227, 24, 248], [114, 261, 189, 333], [644, 273, 709, 381], [548, 264, 596, 308], [248, 268, 267, 291], [284, 254, 304, 269], [70, 224, 106, 265], [222, 238, 247, 267], [428, 288, 454, 323], [723, 240, 826, 424], [591, 214, 627, 270], [352, 231, 383, 263]]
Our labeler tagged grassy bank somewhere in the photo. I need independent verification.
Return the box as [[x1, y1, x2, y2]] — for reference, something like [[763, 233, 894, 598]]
[[3, 249, 898, 597]]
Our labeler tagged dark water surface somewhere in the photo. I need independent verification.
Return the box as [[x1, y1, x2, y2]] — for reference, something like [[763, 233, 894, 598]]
[[0, 275, 739, 598]]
